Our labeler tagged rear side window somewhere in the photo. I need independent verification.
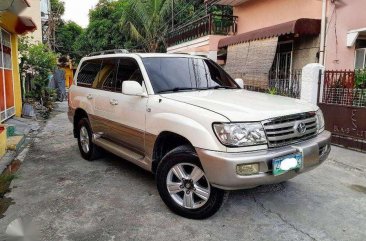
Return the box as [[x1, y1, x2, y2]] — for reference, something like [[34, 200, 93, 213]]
[[76, 59, 102, 88], [99, 58, 120, 92]]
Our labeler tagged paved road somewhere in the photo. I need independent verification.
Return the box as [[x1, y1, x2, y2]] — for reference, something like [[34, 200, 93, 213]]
[[1, 102, 366, 241]]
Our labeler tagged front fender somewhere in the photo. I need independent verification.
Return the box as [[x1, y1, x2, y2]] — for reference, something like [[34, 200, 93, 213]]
[[146, 96, 229, 152]]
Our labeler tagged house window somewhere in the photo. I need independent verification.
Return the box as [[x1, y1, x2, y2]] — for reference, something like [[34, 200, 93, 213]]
[[271, 41, 293, 80], [355, 49, 366, 69], [355, 39, 366, 69]]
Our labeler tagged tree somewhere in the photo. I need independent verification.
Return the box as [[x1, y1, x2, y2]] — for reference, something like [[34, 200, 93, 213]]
[[74, 0, 132, 55], [19, 37, 58, 113], [55, 21, 83, 59], [121, 0, 172, 52], [50, 0, 65, 20]]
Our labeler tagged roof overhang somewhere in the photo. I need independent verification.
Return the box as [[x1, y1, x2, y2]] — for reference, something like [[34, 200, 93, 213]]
[[347, 28, 366, 47], [218, 18, 321, 48], [16, 16, 37, 34], [0, 11, 36, 35], [0, 0, 30, 15], [206, 0, 251, 6]]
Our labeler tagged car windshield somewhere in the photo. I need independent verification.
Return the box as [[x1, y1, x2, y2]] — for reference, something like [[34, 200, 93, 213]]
[[142, 57, 238, 94]]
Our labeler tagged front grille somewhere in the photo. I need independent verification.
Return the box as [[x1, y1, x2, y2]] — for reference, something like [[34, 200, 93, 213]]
[[263, 112, 317, 148]]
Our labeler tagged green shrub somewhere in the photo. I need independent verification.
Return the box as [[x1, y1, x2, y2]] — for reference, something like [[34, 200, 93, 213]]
[[355, 69, 366, 89]]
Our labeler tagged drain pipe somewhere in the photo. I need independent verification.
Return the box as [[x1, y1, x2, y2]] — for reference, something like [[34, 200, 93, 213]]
[[319, 0, 327, 65]]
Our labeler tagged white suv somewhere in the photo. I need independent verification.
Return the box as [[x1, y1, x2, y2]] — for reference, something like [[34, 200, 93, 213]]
[[68, 51, 331, 219]]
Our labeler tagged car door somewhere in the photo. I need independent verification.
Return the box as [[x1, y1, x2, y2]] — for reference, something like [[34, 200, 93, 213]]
[[100, 57, 148, 155], [74, 58, 103, 133], [91, 58, 120, 136]]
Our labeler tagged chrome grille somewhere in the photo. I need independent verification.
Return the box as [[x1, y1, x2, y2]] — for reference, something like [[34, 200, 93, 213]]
[[263, 112, 317, 148]]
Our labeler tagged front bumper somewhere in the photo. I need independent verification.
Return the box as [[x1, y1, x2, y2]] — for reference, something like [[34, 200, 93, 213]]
[[196, 131, 331, 190]]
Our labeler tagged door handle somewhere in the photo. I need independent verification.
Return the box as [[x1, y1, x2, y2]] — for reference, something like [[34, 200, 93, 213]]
[[110, 99, 119, 105], [87, 94, 93, 100]]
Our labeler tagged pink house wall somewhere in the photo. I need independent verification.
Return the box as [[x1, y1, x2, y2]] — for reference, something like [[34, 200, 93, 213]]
[[233, 0, 322, 34], [325, 0, 366, 70]]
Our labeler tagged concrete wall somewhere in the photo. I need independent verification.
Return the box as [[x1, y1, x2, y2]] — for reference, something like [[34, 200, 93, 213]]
[[167, 35, 228, 61], [22, 0, 42, 43], [325, 0, 366, 70], [293, 36, 320, 71], [233, 0, 322, 34]]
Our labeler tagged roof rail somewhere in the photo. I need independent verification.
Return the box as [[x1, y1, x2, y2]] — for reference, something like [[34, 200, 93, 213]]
[[87, 49, 130, 57]]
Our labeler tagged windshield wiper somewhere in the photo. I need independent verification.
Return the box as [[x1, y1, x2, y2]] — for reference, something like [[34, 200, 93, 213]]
[[159, 87, 199, 94], [204, 86, 238, 90]]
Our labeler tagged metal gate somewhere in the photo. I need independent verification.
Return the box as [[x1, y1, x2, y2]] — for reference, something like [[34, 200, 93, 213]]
[[318, 70, 366, 152]]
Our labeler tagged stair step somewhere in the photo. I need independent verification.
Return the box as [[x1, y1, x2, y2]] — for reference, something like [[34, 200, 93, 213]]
[[6, 135, 25, 152], [0, 127, 6, 158]]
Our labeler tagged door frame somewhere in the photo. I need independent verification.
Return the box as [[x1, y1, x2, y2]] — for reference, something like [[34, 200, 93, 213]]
[[0, 27, 15, 122]]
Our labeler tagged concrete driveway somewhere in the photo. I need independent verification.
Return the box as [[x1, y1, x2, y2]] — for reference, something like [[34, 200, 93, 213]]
[[1, 102, 365, 241]]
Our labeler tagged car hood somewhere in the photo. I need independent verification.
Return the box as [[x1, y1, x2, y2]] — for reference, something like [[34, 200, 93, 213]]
[[161, 89, 317, 122]]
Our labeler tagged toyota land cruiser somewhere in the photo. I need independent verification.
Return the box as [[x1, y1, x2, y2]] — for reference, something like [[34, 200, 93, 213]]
[[68, 51, 331, 219]]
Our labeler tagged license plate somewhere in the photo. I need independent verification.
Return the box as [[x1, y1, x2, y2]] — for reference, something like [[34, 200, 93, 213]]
[[272, 153, 303, 176]]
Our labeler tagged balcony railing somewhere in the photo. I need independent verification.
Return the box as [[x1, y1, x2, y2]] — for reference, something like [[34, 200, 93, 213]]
[[167, 13, 238, 47]]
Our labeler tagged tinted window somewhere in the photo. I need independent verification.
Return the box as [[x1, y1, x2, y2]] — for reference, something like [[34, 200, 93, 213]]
[[142, 57, 237, 93], [98, 58, 120, 92], [116, 58, 144, 86], [77, 59, 102, 88]]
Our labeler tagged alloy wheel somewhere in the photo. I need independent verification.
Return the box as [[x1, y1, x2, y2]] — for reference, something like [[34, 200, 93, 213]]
[[79, 126, 90, 153], [166, 163, 211, 209]]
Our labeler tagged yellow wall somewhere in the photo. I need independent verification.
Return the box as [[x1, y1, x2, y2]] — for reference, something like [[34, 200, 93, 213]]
[[11, 34, 22, 117], [0, 12, 18, 33], [0, 12, 23, 118]]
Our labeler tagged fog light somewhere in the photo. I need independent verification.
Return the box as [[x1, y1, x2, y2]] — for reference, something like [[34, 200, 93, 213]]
[[236, 163, 259, 176]]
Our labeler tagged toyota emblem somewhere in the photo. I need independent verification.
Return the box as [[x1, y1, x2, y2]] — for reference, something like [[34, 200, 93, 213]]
[[296, 122, 307, 134]]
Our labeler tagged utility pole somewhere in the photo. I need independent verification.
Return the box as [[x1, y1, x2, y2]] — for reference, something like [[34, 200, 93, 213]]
[[171, 0, 174, 30], [319, 0, 327, 65]]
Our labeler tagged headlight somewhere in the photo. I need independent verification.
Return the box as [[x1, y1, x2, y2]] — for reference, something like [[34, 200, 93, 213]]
[[213, 122, 267, 147], [315, 109, 325, 133]]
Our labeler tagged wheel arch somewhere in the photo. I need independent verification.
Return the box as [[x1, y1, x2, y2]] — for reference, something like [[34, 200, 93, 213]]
[[73, 108, 89, 138], [151, 131, 195, 174]]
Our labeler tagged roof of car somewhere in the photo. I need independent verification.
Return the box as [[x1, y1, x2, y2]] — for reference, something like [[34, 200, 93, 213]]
[[81, 53, 207, 61]]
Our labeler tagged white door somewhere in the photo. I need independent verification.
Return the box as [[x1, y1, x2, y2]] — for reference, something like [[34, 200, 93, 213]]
[[97, 57, 147, 154]]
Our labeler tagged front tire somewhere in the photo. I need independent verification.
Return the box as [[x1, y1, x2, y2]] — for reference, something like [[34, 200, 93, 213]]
[[77, 118, 101, 161], [156, 145, 224, 219]]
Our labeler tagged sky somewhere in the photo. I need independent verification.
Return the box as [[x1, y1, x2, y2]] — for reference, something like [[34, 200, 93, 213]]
[[62, 0, 99, 28]]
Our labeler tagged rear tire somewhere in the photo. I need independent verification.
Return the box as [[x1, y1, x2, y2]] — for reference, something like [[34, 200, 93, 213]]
[[77, 118, 101, 161], [156, 145, 224, 219]]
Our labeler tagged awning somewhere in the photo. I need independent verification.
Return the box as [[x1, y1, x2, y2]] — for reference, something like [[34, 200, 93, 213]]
[[218, 18, 321, 48], [347, 28, 366, 47], [15, 16, 37, 34], [224, 37, 278, 87]]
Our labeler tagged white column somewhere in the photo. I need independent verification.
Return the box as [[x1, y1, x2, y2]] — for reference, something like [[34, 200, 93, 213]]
[[300, 63, 325, 105], [207, 51, 218, 62]]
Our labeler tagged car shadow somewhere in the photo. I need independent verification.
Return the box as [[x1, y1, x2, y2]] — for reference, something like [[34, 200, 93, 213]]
[[94, 150, 288, 200]]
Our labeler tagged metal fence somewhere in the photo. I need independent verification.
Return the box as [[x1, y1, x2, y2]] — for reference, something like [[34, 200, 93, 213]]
[[241, 70, 302, 99], [319, 69, 366, 152], [167, 14, 238, 47], [321, 70, 366, 107]]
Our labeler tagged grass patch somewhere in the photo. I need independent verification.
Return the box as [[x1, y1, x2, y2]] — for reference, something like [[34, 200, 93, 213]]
[[0, 173, 17, 197]]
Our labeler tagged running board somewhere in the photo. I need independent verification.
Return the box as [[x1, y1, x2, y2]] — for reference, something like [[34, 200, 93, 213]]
[[93, 137, 148, 169]]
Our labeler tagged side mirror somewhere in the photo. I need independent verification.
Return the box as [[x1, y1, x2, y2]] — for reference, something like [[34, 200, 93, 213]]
[[235, 78, 244, 89], [122, 81, 147, 97]]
